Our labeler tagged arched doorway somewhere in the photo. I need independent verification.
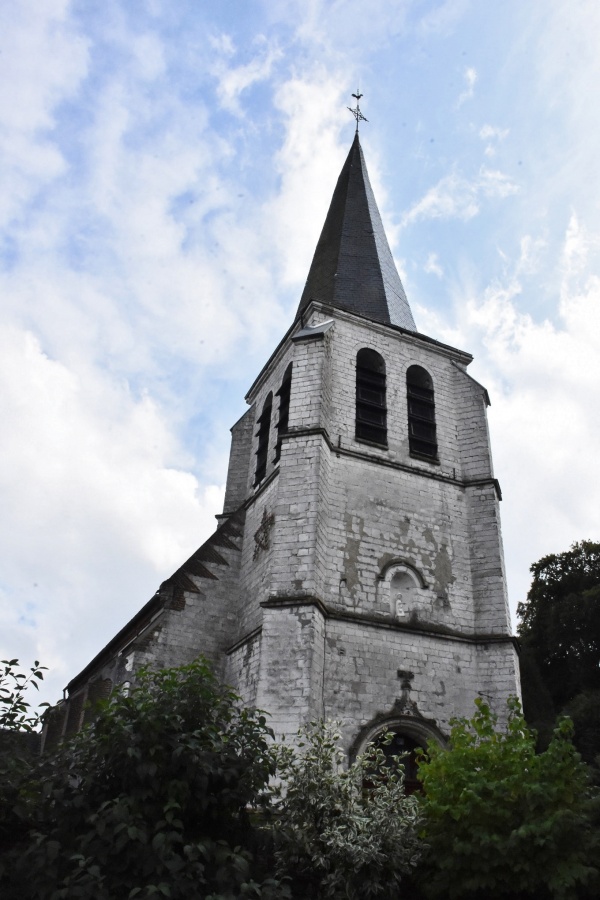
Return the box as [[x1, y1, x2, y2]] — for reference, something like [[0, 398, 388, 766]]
[[351, 716, 447, 795], [371, 730, 422, 794]]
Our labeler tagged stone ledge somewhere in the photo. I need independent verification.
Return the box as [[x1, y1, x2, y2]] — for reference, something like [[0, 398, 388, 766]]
[[258, 594, 519, 650]]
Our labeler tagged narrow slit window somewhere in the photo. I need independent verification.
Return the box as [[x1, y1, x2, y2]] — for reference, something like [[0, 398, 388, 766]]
[[254, 392, 273, 485], [356, 349, 387, 445], [274, 363, 292, 463], [407, 365, 437, 459]]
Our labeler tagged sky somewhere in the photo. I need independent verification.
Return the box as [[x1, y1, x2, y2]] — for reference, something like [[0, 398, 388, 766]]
[[1, 0, 599, 709]]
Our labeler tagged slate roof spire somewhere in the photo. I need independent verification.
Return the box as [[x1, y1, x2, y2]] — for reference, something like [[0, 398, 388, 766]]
[[295, 133, 416, 331]]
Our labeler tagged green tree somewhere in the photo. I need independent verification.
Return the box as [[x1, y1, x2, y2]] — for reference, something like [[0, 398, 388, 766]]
[[517, 541, 600, 757], [1, 659, 287, 900], [0, 658, 47, 732], [0, 659, 47, 855], [417, 697, 599, 899], [564, 689, 600, 768], [272, 720, 423, 900]]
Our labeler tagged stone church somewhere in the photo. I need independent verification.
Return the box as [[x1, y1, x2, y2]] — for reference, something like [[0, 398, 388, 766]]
[[45, 131, 520, 759]]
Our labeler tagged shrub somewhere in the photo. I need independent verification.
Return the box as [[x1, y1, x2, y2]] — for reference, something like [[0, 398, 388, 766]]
[[1, 659, 287, 900], [272, 720, 423, 899], [417, 697, 599, 899]]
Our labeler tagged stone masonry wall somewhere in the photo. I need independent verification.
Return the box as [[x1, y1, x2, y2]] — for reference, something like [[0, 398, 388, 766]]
[[466, 483, 512, 633], [240, 304, 517, 744], [225, 628, 262, 706], [322, 616, 520, 752], [223, 407, 255, 515], [255, 602, 326, 740]]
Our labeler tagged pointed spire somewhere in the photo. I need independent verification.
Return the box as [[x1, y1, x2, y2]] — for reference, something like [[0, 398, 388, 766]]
[[295, 134, 416, 331]]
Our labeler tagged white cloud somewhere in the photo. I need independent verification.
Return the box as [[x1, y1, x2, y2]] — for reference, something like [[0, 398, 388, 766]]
[[267, 71, 349, 289], [457, 66, 477, 106], [0, 324, 224, 705], [428, 217, 600, 623], [268, 0, 412, 54], [424, 252, 444, 278], [417, 0, 469, 36], [0, 1, 89, 228], [209, 32, 236, 56], [212, 36, 283, 115], [479, 125, 509, 142], [532, 1, 600, 131], [131, 32, 166, 81], [0, 5, 298, 706], [479, 124, 509, 157], [514, 234, 547, 277], [401, 167, 518, 227]]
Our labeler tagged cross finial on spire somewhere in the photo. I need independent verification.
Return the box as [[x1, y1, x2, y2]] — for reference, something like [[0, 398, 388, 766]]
[[347, 90, 368, 133]]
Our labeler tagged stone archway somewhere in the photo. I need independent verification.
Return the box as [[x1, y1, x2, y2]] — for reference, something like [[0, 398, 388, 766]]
[[351, 714, 447, 794]]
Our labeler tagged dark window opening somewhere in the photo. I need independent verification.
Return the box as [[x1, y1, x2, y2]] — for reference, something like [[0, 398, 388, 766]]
[[274, 363, 292, 463], [407, 365, 437, 459], [356, 349, 387, 445], [254, 392, 273, 486]]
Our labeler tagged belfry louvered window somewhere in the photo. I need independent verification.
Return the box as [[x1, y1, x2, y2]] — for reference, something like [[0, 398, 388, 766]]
[[407, 365, 438, 460], [356, 349, 387, 445], [254, 392, 273, 485], [274, 363, 292, 463]]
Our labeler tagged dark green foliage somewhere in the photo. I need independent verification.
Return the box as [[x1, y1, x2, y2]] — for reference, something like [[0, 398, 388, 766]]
[[564, 689, 600, 768], [0, 660, 46, 855], [517, 541, 600, 761], [4, 653, 599, 900], [1, 659, 287, 900], [517, 541, 600, 708], [417, 697, 599, 900], [518, 646, 556, 750], [0, 658, 47, 732], [272, 721, 423, 899]]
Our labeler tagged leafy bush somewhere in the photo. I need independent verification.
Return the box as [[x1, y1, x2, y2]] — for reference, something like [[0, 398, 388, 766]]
[[0, 658, 47, 732], [0, 659, 46, 855], [417, 697, 600, 899], [1, 659, 287, 900], [272, 720, 423, 899]]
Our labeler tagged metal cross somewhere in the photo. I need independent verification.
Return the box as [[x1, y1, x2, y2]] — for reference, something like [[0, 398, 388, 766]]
[[347, 90, 368, 133]]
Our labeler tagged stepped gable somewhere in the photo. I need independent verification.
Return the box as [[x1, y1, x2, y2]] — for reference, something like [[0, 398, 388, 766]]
[[296, 132, 416, 331], [65, 507, 245, 696], [158, 510, 244, 606]]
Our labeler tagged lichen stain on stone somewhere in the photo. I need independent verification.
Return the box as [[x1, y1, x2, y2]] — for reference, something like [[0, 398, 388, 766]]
[[433, 543, 455, 593], [378, 550, 400, 572], [423, 526, 437, 547], [343, 512, 365, 592], [291, 608, 313, 629]]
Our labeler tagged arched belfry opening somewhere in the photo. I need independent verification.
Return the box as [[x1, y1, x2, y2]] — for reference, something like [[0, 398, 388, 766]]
[[406, 364, 437, 460], [356, 348, 387, 445], [254, 392, 273, 485]]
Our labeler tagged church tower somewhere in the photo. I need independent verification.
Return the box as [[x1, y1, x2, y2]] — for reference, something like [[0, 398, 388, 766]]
[[47, 130, 520, 756]]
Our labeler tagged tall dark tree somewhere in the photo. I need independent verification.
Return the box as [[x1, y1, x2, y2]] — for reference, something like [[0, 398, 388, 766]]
[[517, 541, 600, 760]]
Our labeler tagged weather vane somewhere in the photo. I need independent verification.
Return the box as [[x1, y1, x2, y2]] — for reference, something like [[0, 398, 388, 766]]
[[347, 90, 368, 133]]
